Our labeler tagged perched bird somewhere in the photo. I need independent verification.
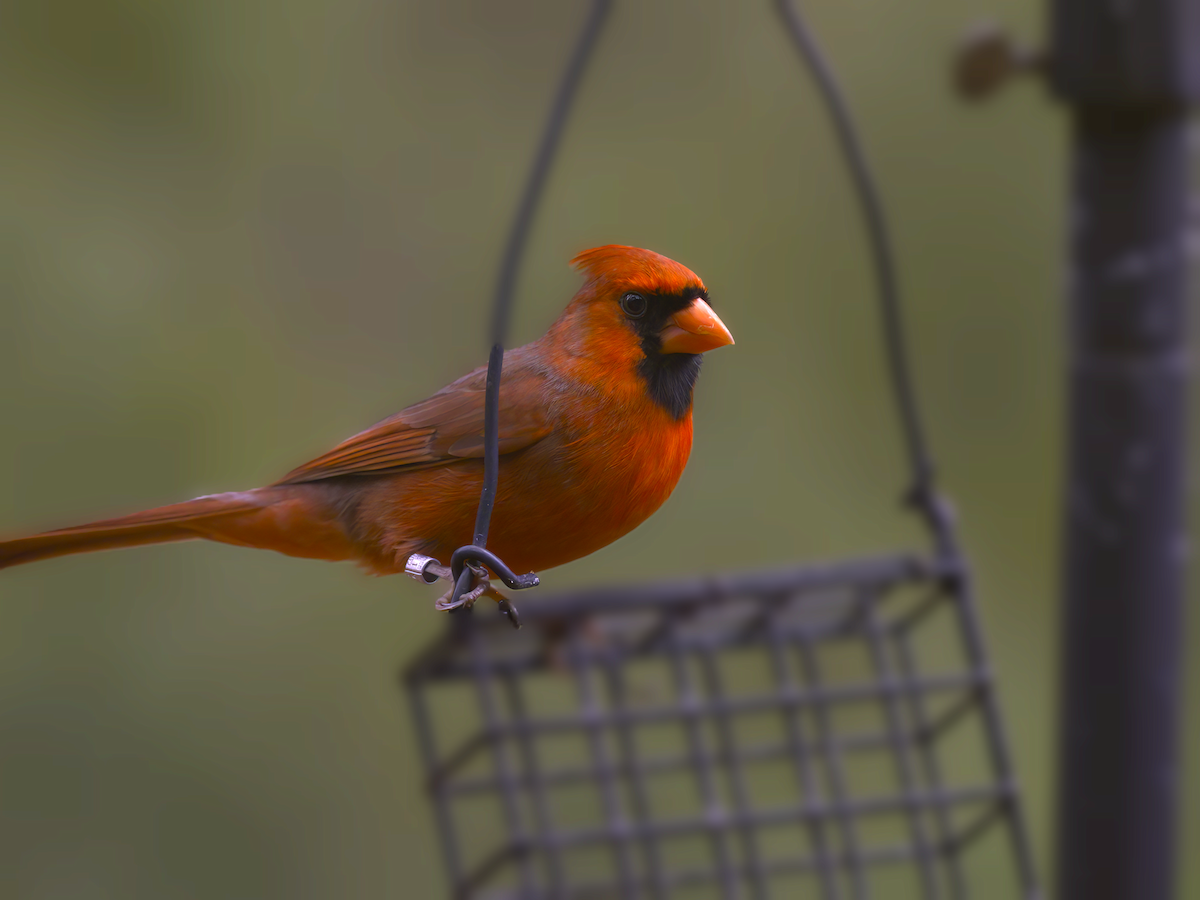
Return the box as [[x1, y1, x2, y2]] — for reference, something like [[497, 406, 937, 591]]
[[0, 245, 733, 602]]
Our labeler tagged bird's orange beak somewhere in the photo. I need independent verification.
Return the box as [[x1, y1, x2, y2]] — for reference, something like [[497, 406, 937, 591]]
[[659, 298, 735, 355]]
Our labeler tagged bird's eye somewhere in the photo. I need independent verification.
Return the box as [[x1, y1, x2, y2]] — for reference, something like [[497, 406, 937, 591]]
[[620, 292, 647, 318]]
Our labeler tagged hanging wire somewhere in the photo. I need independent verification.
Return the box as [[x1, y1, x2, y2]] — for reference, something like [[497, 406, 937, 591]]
[[774, 0, 958, 558], [446, 0, 614, 619]]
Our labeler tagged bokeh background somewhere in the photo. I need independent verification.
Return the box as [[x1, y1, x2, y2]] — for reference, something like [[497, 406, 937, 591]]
[[1, 0, 1195, 897]]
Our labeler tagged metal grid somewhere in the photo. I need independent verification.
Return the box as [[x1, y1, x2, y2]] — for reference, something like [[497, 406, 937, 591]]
[[405, 555, 1039, 899]]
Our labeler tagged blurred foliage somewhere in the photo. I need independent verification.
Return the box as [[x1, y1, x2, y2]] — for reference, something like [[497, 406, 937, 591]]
[[0, 0, 1195, 897]]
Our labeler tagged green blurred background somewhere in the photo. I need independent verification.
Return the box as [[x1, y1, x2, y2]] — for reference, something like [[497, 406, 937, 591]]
[[0, 0, 1195, 896]]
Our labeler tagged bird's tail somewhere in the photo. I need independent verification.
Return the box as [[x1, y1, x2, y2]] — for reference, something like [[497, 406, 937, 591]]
[[0, 492, 269, 571]]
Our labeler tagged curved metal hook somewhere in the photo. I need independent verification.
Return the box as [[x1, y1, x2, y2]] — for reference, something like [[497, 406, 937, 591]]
[[450, 546, 541, 591]]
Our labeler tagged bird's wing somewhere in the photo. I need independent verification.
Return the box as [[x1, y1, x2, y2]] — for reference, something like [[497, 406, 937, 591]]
[[273, 358, 552, 485]]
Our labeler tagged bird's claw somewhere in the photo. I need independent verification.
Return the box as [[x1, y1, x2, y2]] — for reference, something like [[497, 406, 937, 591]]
[[434, 569, 488, 611], [434, 589, 475, 612]]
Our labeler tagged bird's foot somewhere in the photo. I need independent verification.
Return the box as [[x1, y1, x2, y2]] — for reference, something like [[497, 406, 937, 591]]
[[434, 562, 490, 611], [405, 553, 522, 628]]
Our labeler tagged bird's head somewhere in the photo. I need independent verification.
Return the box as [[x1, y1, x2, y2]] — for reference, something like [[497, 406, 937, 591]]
[[550, 245, 734, 419]]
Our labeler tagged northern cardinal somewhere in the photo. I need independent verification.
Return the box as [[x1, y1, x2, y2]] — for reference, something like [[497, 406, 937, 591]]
[[0, 246, 733, 598]]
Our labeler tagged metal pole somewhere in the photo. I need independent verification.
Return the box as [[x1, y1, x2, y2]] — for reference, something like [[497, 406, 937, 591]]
[[1050, 2, 1197, 899]]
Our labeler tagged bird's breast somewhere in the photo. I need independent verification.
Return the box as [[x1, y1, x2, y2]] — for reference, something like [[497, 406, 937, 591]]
[[484, 399, 694, 572]]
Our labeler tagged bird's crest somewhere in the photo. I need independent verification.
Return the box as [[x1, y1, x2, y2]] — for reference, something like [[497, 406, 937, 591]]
[[570, 245, 704, 296]]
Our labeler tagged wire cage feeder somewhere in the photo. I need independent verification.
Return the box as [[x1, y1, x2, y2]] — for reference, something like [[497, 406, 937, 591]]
[[404, 2, 1041, 898]]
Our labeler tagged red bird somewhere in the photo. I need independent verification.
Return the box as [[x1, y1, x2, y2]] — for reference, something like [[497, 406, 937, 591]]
[[0, 246, 733, 604]]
